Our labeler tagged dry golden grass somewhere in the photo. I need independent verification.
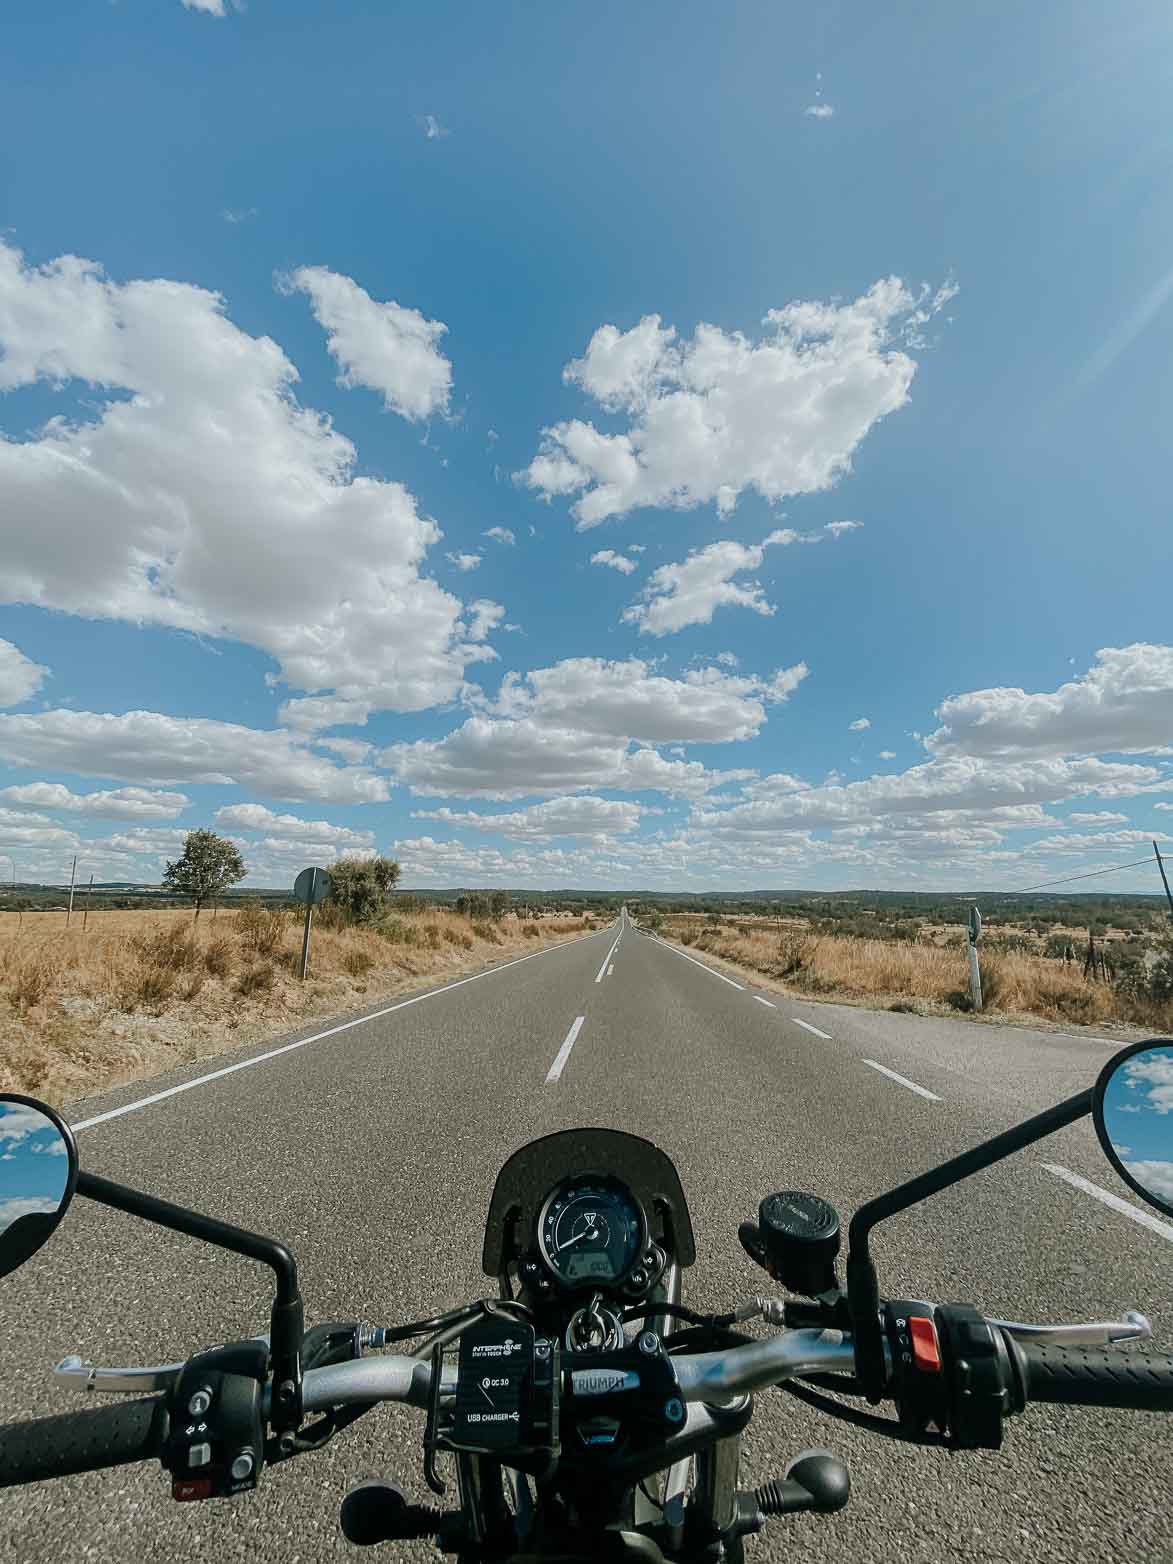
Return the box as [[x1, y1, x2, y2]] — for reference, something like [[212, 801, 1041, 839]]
[[661, 919, 1173, 1033], [0, 906, 595, 1108]]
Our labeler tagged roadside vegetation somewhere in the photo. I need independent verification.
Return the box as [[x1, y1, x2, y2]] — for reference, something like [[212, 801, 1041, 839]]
[[0, 845, 597, 1107], [641, 912, 1173, 1033]]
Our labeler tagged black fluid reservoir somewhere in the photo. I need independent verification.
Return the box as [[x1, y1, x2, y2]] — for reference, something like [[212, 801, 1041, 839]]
[[739, 1191, 840, 1296]]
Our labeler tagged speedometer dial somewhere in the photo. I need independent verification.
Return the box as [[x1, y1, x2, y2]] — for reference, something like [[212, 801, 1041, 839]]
[[538, 1175, 646, 1289]]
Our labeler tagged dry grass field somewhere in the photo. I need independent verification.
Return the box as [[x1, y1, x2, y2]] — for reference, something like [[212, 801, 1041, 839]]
[[655, 918, 1173, 1034], [0, 905, 595, 1108]]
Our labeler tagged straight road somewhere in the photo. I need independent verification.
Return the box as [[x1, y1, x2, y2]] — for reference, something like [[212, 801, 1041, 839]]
[[1, 911, 1170, 1563]]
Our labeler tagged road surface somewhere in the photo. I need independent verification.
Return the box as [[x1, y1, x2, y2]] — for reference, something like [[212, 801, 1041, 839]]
[[2, 911, 1170, 1562]]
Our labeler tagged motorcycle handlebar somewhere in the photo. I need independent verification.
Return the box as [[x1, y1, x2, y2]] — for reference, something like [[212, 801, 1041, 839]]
[[6, 1326, 1173, 1489]]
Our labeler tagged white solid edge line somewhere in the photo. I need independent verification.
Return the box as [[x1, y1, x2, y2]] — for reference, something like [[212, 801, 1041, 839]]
[[791, 1017, 832, 1040], [649, 934, 744, 991], [862, 1059, 941, 1102], [595, 932, 622, 983], [546, 1016, 586, 1084], [73, 928, 604, 1133], [1043, 1164, 1173, 1245], [754, 996, 776, 1009], [608, 964, 614, 976]]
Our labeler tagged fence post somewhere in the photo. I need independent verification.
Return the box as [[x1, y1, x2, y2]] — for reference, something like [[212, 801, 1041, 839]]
[[967, 905, 983, 1012], [82, 873, 94, 932], [66, 856, 78, 928]]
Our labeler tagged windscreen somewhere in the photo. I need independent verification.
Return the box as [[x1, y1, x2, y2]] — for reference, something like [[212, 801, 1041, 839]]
[[481, 1126, 696, 1275]]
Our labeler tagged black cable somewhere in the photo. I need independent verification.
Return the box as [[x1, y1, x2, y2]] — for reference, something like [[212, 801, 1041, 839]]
[[621, 1302, 735, 1328], [379, 1297, 533, 1346], [664, 1325, 756, 1353], [782, 1379, 947, 1444]]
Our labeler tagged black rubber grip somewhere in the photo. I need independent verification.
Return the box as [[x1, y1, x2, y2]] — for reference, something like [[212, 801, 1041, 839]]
[[0, 1396, 169, 1487], [1022, 1344, 1173, 1411]]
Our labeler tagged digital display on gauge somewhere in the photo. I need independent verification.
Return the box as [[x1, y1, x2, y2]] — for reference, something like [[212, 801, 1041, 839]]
[[538, 1176, 646, 1288]]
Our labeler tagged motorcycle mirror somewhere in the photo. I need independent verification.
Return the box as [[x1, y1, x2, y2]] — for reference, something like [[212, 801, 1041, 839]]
[[0, 1093, 80, 1278], [1092, 1039, 1173, 1219]]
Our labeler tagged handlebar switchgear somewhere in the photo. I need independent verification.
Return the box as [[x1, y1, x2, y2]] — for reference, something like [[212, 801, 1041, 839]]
[[161, 1341, 267, 1502]]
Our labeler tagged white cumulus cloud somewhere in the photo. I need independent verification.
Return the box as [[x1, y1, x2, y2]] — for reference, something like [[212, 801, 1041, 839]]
[[446, 552, 482, 572], [804, 104, 835, 118], [0, 709, 390, 803], [412, 795, 644, 841], [0, 640, 48, 707], [484, 527, 515, 546], [519, 279, 954, 527], [622, 529, 812, 636], [591, 549, 638, 575], [849, 717, 871, 732], [284, 264, 452, 422], [213, 803, 376, 850], [927, 645, 1173, 760], [0, 783, 190, 820], [0, 241, 493, 718]]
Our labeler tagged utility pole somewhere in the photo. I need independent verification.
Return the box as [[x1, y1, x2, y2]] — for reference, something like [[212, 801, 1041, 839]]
[[66, 855, 78, 928], [1155, 841, 1173, 921]]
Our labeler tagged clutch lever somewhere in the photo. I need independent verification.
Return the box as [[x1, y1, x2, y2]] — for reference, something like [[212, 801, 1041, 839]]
[[986, 1310, 1151, 1347]]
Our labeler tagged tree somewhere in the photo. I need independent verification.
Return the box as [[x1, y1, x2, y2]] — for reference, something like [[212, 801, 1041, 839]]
[[162, 830, 247, 920], [327, 855, 402, 925]]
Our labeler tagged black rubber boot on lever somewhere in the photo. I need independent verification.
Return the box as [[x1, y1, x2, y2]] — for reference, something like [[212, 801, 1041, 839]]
[[339, 1480, 465, 1549], [731, 1451, 850, 1539]]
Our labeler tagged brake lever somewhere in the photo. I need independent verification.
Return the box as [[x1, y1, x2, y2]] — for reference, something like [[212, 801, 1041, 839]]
[[53, 1354, 186, 1395], [986, 1310, 1151, 1347], [53, 1335, 272, 1395]]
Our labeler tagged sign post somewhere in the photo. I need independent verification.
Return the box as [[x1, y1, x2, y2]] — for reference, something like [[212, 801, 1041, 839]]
[[293, 867, 333, 980], [967, 905, 983, 1012]]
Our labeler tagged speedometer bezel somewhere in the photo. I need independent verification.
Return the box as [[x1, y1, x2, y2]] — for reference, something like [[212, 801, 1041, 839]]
[[536, 1171, 649, 1291]]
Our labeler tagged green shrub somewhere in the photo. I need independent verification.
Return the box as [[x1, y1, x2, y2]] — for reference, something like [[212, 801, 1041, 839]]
[[327, 856, 402, 926]]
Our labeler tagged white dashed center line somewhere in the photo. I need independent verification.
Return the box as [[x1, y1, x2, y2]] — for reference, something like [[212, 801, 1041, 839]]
[[754, 997, 776, 1009], [546, 1016, 586, 1084], [791, 1017, 831, 1040], [595, 932, 622, 983], [1043, 1164, 1173, 1245], [862, 1060, 941, 1102]]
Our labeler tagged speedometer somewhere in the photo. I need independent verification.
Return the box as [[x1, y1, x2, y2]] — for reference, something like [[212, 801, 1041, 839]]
[[538, 1175, 647, 1289]]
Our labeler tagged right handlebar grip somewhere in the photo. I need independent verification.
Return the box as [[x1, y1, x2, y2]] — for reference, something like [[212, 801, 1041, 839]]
[[1020, 1344, 1173, 1411], [0, 1397, 169, 1488]]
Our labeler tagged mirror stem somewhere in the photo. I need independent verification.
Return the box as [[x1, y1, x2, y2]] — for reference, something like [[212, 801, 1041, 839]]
[[846, 1089, 1092, 1400], [76, 1171, 304, 1432]]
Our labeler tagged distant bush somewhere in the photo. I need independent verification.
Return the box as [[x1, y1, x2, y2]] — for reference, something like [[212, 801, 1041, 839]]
[[327, 857, 402, 926], [342, 949, 375, 977], [523, 923, 541, 938], [472, 920, 502, 944], [380, 918, 421, 947]]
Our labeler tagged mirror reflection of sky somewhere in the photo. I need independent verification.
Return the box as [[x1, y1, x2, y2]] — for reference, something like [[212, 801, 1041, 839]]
[[1103, 1046, 1173, 1205], [0, 1102, 69, 1234]]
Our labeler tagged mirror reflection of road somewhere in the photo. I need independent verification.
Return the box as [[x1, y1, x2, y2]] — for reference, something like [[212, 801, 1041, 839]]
[[1, 918, 1171, 1563]]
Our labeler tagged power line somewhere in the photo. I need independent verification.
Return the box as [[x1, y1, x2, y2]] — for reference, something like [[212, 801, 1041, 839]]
[[991, 856, 1156, 896]]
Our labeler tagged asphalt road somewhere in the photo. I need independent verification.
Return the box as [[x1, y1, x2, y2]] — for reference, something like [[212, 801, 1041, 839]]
[[2, 912, 1171, 1563]]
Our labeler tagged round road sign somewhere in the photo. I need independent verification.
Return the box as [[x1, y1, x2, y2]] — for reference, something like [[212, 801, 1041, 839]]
[[293, 867, 333, 906]]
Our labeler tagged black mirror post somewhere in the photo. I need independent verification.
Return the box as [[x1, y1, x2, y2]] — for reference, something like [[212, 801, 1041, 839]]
[[76, 1171, 304, 1434], [846, 1090, 1093, 1400]]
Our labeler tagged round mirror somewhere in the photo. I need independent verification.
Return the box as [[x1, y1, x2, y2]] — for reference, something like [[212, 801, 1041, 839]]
[[1093, 1040, 1173, 1219], [0, 1094, 79, 1278]]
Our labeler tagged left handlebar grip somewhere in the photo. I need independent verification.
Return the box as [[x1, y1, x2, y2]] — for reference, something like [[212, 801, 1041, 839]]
[[0, 1397, 169, 1487]]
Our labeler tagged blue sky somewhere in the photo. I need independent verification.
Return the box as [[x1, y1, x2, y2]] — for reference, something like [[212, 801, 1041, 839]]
[[1, 0, 1172, 892]]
